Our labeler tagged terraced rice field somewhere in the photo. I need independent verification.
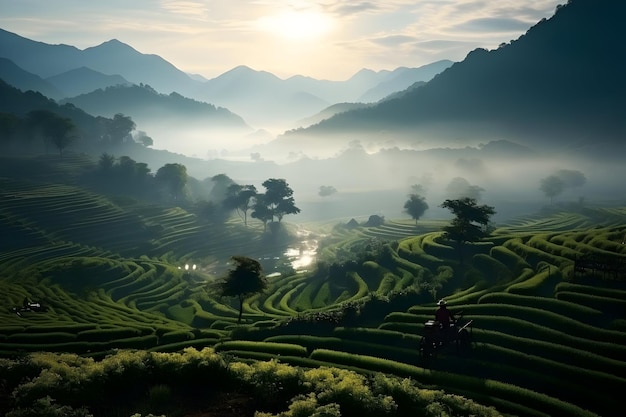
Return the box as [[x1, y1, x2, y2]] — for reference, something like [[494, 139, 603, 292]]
[[1, 161, 625, 416]]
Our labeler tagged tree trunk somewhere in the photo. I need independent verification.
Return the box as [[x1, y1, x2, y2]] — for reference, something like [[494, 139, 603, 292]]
[[457, 240, 464, 265], [237, 294, 244, 324]]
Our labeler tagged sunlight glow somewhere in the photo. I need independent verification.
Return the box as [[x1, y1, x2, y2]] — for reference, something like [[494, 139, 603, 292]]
[[257, 11, 333, 41]]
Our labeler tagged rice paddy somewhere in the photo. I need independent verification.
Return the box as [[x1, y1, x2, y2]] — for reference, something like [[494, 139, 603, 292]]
[[1, 156, 625, 416]]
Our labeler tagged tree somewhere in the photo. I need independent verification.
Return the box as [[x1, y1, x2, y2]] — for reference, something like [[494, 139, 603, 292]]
[[108, 113, 135, 146], [404, 194, 429, 225], [209, 174, 235, 202], [215, 256, 267, 323], [318, 185, 337, 197], [410, 183, 427, 195], [27, 110, 76, 156], [0, 112, 21, 149], [445, 177, 485, 201], [251, 194, 273, 231], [48, 116, 76, 157], [540, 175, 565, 204], [275, 197, 301, 222], [155, 163, 188, 202], [134, 130, 153, 147], [48, 117, 76, 158], [117, 156, 139, 179], [441, 197, 496, 263], [98, 153, 116, 171], [224, 184, 258, 226], [261, 178, 301, 223]]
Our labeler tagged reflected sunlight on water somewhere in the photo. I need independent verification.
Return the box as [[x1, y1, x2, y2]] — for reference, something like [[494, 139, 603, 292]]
[[284, 239, 316, 271]]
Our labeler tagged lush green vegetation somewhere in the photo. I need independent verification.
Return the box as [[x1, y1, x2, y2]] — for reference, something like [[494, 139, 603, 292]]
[[1, 154, 626, 416]]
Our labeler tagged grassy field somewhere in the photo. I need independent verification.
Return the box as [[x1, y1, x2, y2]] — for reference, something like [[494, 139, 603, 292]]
[[1, 155, 625, 416]]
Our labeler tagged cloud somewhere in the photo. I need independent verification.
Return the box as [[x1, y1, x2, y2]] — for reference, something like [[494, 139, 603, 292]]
[[323, 2, 381, 17], [413, 39, 477, 53], [451, 17, 535, 33], [159, 0, 210, 19], [370, 34, 416, 47]]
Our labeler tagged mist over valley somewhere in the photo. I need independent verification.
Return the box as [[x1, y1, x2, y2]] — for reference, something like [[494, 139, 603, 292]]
[[2, 0, 625, 226]]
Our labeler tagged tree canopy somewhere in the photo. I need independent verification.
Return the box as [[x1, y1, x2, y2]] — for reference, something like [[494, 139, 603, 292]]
[[404, 194, 429, 225], [540, 175, 565, 204], [540, 170, 586, 204], [445, 177, 485, 201], [259, 178, 300, 224], [216, 256, 267, 323], [224, 184, 257, 226], [319, 185, 338, 197], [155, 163, 188, 202], [251, 194, 274, 231], [107, 113, 136, 146], [441, 197, 496, 263], [27, 110, 77, 156]]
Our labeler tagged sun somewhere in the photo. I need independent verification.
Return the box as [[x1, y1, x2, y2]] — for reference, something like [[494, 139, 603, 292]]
[[258, 11, 333, 41]]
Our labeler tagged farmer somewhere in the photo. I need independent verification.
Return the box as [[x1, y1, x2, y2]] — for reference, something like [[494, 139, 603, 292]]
[[435, 299, 456, 341]]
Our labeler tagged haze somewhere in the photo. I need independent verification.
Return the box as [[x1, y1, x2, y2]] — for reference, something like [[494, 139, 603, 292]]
[[1, 0, 624, 227]]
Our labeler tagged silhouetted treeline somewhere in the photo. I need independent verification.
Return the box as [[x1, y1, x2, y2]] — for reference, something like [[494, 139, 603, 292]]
[[0, 79, 151, 156]]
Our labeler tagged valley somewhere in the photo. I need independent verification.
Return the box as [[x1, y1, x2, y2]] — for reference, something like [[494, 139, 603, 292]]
[[1, 1, 625, 416]]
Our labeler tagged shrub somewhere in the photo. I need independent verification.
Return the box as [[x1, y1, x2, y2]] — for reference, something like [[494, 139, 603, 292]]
[[6, 395, 92, 417], [255, 393, 342, 417], [302, 366, 397, 417]]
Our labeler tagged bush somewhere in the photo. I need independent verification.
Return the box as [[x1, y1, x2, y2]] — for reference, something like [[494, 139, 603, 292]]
[[6, 396, 92, 417]]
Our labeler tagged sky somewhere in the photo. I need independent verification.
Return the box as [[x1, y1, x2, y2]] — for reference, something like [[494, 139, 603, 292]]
[[0, 0, 564, 81]]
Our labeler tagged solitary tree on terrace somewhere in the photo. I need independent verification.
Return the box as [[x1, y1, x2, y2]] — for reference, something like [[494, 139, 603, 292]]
[[216, 256, 267, 324], [404, 194, 429, 225], [441, 197, 495, 264], [540, 175, 565, 205]]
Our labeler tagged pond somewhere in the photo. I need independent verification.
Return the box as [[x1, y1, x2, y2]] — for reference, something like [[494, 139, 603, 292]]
[[282, 227, 318, 272], [193, 226, 321, 279]]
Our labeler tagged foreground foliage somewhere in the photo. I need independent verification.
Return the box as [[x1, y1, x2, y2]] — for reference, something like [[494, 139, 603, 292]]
[[0, 347, 503, 417]]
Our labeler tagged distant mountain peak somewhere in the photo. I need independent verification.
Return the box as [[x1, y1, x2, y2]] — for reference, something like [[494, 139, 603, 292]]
[[101, 38, 123, 45], [348, 68, 378, 80], [87, 38, 139, 53], [231, 64, 254, 71], [215, 65, 281, 84]]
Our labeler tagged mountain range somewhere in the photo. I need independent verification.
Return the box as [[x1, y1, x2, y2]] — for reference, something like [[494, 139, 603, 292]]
[[0, 27, 453, 129], [1, 0, 624, 163], [282, 0, 626, 159]]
